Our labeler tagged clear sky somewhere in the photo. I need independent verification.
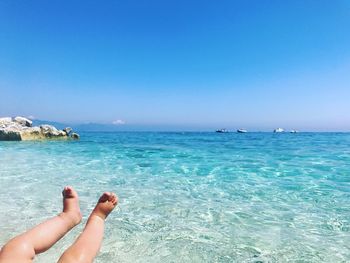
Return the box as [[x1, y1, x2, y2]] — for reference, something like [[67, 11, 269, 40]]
[[0, 0, 349, 131]]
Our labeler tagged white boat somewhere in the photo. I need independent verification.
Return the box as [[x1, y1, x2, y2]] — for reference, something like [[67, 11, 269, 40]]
[[273, 128, 284, 133], [237, 129, 247, 133], [290, 130, 298, 133], [216, 128, 228, 133]]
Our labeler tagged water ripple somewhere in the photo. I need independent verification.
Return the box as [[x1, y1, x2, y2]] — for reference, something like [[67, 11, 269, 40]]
[[0, 132, 349, 262]]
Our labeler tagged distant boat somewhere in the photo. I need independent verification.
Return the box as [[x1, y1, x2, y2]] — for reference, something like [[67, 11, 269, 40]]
[[216, 128, 228, 133], [290, 130, 298, 133], [273, 128, 284, 133], [237, 129, 247, 133]]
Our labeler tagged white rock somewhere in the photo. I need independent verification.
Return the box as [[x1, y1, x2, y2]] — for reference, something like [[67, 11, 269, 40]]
[[0, 128, 21, 140], [0, 116, 79, 141], [0, 117, 13, 126], [14, 116, 32, 127], [71, 132, 80, 139], [63, 127, 73, 135]]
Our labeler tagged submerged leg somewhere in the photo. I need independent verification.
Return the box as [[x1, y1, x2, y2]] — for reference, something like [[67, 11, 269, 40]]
[[58, 192, 118, 263], [0, 186, 82, 263]]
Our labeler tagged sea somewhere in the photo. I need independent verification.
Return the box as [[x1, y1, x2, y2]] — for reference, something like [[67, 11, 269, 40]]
[[0, 132, 349, 262]]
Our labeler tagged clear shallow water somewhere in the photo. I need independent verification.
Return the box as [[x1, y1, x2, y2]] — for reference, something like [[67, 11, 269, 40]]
[[0, 132, 349, 262]]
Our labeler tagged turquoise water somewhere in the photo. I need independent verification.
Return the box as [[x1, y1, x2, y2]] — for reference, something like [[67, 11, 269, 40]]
[[0, 132, 349, 262]]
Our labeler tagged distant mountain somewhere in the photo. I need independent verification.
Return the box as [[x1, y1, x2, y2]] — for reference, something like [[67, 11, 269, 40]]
[[32, 119, 68, 130], [73, 123, 128, 132], [32, 120, 129, 132], [31, 120, 211, 132]]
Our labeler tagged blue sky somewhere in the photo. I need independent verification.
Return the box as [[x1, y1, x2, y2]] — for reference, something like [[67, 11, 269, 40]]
[[0, 0, 349, 131]]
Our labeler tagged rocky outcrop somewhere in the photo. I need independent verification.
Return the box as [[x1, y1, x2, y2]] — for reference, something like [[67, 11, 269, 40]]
[[0, 117, 80, 141]]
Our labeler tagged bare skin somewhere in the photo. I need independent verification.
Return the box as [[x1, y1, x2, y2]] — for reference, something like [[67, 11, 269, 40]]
[[0, 188, 118, 263], [58, 192, 118, 263], [0, 186, 82, 263]]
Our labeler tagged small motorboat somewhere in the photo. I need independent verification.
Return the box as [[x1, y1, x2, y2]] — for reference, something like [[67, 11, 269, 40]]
[[290, 130, 298, 133], [237, 129, 247, 133], [216, 128, 228, 133], [273, 128, 284, 133]]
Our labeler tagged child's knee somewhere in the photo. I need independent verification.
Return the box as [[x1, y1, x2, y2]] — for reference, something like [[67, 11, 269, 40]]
[[58, 249, 92, 263], [0, 237, 35, 260]]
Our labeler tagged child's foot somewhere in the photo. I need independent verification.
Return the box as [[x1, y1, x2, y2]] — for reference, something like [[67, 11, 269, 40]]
[[91, 192, 118, 220], [61, 186, 82, 225]]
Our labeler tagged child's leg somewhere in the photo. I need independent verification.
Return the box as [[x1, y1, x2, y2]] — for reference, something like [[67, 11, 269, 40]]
[[58, 192, 118, 263], [0, 186, 81, 263]]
